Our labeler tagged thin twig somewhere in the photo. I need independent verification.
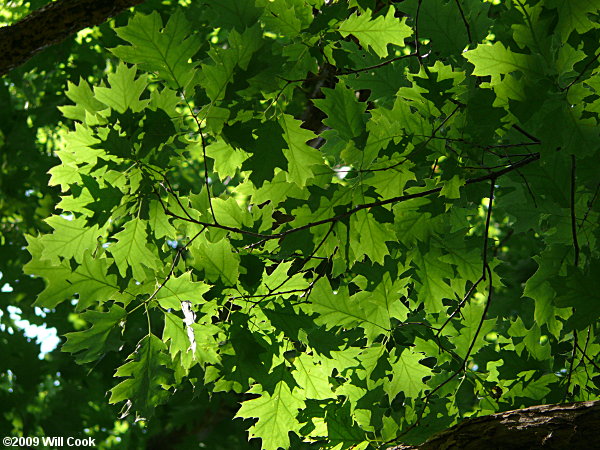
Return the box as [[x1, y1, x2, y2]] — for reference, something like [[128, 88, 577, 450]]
[[429, 158, 439, 178], [127, 228, 206, 316], [579, 182, 600, 231], [387, 265, 494, 445], [408, 135, 540, 150], [147, 228, 206, 303], [575, 327, 592, 373], [361, 103, 462, 174], [161, 153, 541, 245], [575, 340, 600, 372], [570, 155, 580, 267], [482, 180, 495, 278], [266, 223, 335, 295], [385, 180, 497, 446], [337, 52, 422, 75], [453, 0, 472, 43], [162, 176, 198, 223], [561, 51, 600, 91], [436, 274, 485, 338], [396, 322, 440, 331], [228, 288, 310, 302], [463, 162, 522, 170], [464, 264, 493, 370], [563, 330, 578, 402], [513, 124, 541, 143], [564, 155, 580, 402], [241, 247, 339, 310], [143, 163, 198, 224], [182, 96, 218, 224], [414, 0, 424, 65]]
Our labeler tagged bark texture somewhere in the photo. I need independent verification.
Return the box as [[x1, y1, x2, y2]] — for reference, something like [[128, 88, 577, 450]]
[[0, 0, 145, 76], [389, 400, 600, 450]]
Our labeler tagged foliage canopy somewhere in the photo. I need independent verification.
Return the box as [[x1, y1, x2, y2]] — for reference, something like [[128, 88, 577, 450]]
[[3, 0, 600, 448]]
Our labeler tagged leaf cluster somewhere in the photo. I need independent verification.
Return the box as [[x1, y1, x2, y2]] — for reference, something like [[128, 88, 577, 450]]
[[17, 0, 600, 448]]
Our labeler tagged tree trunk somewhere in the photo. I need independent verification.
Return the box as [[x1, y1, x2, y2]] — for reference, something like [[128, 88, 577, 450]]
[[390, 401, 600, 450], [0, 0, 144, 76]]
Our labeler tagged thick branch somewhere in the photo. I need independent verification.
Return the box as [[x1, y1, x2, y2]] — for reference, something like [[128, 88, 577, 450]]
[[0, 0, 145, 76], [389, 400, 600, 450]]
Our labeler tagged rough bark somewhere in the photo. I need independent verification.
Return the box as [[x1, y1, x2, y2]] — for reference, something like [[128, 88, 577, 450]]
[[389, 400, 600, 450], [0, 0, 145, 76]]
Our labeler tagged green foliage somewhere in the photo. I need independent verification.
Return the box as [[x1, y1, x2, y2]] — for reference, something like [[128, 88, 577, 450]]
[[62, 304, 126, 363], [338, 7, 412, 58], [111, 9, 202, 90], [109, 334, 173, 420], [4, 0, 600, 449]]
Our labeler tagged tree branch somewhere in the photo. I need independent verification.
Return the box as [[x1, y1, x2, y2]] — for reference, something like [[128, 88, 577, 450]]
[[155, 152, 541, 245], [389, 401, 600, 450], [0, 0, 145, 76]]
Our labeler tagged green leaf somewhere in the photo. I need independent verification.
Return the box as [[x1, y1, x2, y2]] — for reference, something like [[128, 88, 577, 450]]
[[154, 271, 210, 310], [338, 7, 412, 58], [436, 233, 482, 281], [148, 200, 177, 239], [109, 334, 173, 420], [398, 0, 470, 55], [62, 305, 126, 364], [163, 310, 194, 367], [239, 120, 289, 186], [447, 300, 496, 359], [59, 78, 107, 121], [163, 311, 224, 370], [291, 353, 334, 400], [109, 218, 160, 282], [189, 323, 222, 367], [351, 273, 410, 328], [520, 322, 552, 361], [48, 125, 103, 191], [385, 348, 431, 401], [251, 171, 308, 206], [349, 209, 391, 265], [66, 252, 122, 310], [93, 62, 148, 113], [25, 238, 120, 310], [16, 1, 600, 447], [139, 109, 176, 157], [553, 263, 600, 330], [463, 42, 543, 79], [236, 380, 305, 450], [208, 0, 262, 30], [411, 246, 455, 312], [200, 25, 263, 101], [313, 80, 367, 142], [310, 278, 389, 342], [262, 0, 310, 37], [547, 0, 600, 39], [523, 245, 569, 336], [364, 160, 415, 198], [440, 175, 465, 199], [39, 215, 103, 263], [325, 407, 371, 450], [111, 10, 202, 89], [205, 139, 249, 179], [279, 114, 322, 186], [191, 237, 240, 286]]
